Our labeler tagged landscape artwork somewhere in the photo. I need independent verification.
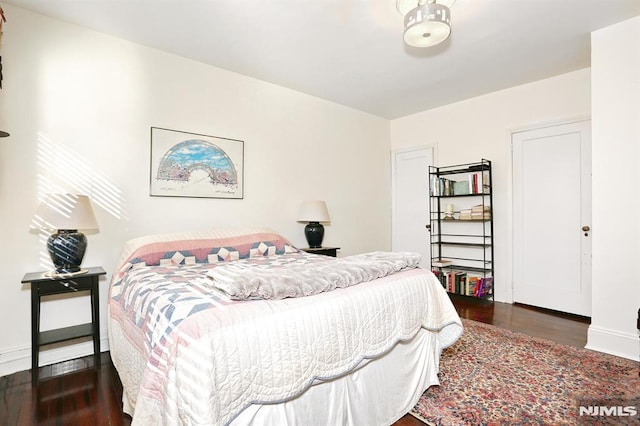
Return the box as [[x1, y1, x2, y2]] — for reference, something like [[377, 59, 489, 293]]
[[150, 127, 244, 199]]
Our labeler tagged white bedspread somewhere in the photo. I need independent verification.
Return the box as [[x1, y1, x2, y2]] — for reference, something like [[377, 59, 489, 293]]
[[107, 230, 462, 425], [110, 263, 461, 425]]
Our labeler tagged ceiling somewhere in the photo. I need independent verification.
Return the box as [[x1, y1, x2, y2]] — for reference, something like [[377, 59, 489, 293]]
[[5, 0, 640, 119]]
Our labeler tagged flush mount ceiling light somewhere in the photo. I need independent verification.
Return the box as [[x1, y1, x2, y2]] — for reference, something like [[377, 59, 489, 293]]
[[396, 0, 455, 48]]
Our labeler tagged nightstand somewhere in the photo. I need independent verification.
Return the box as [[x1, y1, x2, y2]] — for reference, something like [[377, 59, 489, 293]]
[[301, 247, 340, 257], [22, 266, 106, 383]]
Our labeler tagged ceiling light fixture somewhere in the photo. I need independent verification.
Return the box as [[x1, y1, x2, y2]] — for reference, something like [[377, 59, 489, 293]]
[[396, 0, 455, 48]]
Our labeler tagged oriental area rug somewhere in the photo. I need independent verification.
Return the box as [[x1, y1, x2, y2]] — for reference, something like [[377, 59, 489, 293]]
[[411, 319, 639, 425]]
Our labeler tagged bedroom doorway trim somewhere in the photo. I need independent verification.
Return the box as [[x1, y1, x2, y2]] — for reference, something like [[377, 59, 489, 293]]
[[508, 117, 592, 316]]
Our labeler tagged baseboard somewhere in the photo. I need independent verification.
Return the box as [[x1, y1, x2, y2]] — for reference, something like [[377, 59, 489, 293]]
[[585, 325, 640, 361], [0, 336, 110, 377]]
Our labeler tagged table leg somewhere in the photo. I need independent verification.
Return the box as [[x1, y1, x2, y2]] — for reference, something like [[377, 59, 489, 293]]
[[31, 285, 39, 384], [91, 279, 101, 368]]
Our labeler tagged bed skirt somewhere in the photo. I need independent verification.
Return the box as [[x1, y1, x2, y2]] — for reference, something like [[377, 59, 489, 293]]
[[111, 318, 442, 426], [232, 328, 441, 425]]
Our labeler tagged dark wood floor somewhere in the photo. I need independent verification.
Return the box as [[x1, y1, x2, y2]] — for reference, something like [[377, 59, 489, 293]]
[[0, 295, 589, 425]]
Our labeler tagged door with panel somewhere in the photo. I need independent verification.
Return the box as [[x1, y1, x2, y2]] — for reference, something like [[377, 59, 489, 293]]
[[512, 120, 591, 316], [392, 147, 434, 269]]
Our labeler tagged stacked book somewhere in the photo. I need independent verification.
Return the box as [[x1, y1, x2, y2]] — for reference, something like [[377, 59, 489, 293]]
[[459, 208, 473, 220], [431, 258, 453, 267], [458, 204, 491, 220], [471, 204, 491, 220]]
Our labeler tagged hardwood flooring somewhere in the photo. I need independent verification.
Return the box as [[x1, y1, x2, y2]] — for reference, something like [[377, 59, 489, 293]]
[[0, 295, 589, 425]]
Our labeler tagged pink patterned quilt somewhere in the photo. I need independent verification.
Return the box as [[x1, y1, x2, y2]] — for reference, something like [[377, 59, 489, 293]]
[[110, 251, 325, 355]]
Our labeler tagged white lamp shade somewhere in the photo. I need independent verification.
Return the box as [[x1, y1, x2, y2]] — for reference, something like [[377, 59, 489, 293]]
[[297, 200, 330, 223], [396, 0, 456, 16], [32, 194, 99, 231], [404, 2, 451, 47]]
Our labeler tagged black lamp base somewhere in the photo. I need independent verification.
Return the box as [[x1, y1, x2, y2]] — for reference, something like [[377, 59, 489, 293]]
[[304, 222, 324, 248], [47, 230, 87, 273]]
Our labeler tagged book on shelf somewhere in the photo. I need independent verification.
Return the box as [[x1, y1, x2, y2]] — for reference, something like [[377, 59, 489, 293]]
[[431, 176, 488, 196], [466, 276, 480, 296], [442, 270, 463, 294], [446, 271, 464, 293], [430, 176, 457, 196], [482, 170, 491, 193], [471, 204, 490, 212], [432, 258, 453, 267], [470, 204, 491, 220], [456, 273, 466, 294], [458, 208, 473, 220], [439, 271, 493, 297], [470, 214, 491, 220], [474, 276, 493, 297], [430, 176, 445, 196], [465, 171, 491, 194], [453, 180, 470, 195], [432, 270, 447, 288]]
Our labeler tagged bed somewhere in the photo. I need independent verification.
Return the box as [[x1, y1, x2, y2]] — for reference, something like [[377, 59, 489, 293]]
[[107, 228, 463, 425]]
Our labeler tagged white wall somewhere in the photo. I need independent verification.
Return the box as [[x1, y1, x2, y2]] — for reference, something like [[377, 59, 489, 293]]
[[2, 5, 637, 376], [0, 5, 391, 375], [588, 16, 640, 361], [390, 69, 591, 303]]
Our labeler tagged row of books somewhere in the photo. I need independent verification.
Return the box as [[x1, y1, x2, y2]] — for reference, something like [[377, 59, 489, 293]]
[[432, 269, 493, 297], [459, 204, 491, 220], [430, 172, 490, 196]]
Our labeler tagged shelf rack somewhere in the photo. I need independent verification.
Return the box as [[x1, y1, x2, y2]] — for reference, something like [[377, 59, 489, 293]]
[[428, 159, 494, 299]]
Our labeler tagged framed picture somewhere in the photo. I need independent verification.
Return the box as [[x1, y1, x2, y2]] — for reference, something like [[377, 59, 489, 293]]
[[150, 127, 244, 199]]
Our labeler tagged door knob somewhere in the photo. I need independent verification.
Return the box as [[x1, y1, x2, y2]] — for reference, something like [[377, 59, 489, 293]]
[[582, 226, 590, 232], [425, 224, 431, 231]]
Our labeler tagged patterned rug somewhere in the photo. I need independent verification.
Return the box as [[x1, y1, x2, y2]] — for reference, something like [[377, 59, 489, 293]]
[[411, 319, 639, 425]]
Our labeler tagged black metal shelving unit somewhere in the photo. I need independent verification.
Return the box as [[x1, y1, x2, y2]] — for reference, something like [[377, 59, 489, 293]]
[[428, 159, 494, 299]]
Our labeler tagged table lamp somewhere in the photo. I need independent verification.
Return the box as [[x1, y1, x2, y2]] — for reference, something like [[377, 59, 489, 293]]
[[31, 194, 99, 274], [297, 200, 330, 248]]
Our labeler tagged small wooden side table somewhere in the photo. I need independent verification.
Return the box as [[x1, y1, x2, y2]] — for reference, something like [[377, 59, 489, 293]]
[[22, 266, 106, 383], [301, 247, 340, 257]]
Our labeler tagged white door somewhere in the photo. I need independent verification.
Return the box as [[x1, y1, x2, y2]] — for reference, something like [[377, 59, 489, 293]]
[[512, 120, 592, 316], [392, 147, 434, 268]]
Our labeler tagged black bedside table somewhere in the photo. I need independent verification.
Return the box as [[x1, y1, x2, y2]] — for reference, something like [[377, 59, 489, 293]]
[[22, 266, 106, 383], [300, 247, 340, 257]]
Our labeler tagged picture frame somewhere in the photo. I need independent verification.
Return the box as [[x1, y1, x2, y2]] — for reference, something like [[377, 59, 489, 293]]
[[150, 127, 244, 199]]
